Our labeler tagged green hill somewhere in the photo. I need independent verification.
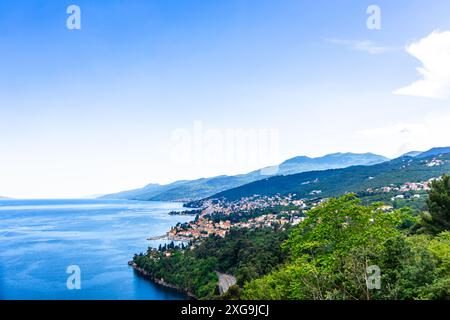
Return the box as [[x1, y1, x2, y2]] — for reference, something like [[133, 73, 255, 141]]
[[209, 153, 450, 202], [101, 152, 388, 202]]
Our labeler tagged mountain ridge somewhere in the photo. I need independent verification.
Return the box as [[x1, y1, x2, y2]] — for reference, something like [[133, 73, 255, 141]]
[[101, 152, 389, 202], [416, 147, 450, 158], [205, 148, 450, 202]]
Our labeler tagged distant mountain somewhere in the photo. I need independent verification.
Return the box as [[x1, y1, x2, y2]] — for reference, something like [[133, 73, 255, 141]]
[[207, 151, 450, 202], [401, 151, 423, 158], [101, 152, 388, 202], [0, 196, 11, 199], [101, 183, 164, 201], [416, 147, 450, 158], [272, 152, 388, 175], [103, 176, 255, 202]]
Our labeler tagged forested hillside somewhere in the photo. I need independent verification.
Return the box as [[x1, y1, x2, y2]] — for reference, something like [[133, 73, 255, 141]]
[[211, 154, 450, 201]]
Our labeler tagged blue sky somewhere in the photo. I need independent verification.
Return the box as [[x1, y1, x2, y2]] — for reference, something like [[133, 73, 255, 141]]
[[1, 0, 450, 198]]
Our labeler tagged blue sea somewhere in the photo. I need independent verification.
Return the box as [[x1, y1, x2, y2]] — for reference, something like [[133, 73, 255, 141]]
[[0, 199, 193, 300]]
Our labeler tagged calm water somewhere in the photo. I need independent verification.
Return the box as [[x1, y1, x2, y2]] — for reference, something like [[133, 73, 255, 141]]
[[0, 199, 193, 300]]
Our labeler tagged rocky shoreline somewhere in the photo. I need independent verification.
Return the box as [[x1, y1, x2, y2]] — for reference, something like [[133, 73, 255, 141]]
[[128, 261, 196, 299], [146, 233, 191, 242], [146, 234, 168, 241]]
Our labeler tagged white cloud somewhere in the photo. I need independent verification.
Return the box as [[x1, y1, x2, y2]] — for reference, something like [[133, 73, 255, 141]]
[[326, 38, 394, 54], [358, 112, 450, 158], [394, 30, 450, 99]]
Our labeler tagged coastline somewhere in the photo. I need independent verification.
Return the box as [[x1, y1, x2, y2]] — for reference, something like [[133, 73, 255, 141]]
[[128, 261, 196, 299], [1, 199, 190, 299], [147, 233, 192, 242], [147, 234, 168, 241]]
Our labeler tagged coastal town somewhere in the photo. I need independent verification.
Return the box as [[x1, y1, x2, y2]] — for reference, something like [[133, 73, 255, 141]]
[[147, 176, 442, 244], [166, 195, 311, 241]]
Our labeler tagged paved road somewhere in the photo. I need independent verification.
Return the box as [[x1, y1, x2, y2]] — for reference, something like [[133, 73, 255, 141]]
[[216, 271, 237, 294]]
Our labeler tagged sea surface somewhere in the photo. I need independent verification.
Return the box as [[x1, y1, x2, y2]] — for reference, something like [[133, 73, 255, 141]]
[[0, 199, 193, 300]]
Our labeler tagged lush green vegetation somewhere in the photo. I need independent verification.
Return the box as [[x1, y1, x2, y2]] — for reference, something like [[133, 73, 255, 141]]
[[134, 173, 450, 300], [357, 190, 428, 213], [133, 227, 289, 299], [242, 194, 449, 300], [417, 175, 450, 235]]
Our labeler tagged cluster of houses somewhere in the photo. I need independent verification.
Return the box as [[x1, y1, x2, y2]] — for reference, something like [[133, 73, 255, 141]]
[[164, 175, 442, 243], [426, 158, 445, 167], [367, 179, 434, 195], [211, 194, 305, 213], [166, 194, 312, 241], [229, 213, 305, 229], [162, 177, 441, 243], [365, 178, 439, 203], [168, 219, 232, 241]]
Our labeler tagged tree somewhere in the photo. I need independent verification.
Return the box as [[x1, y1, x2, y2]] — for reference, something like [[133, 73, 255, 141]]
[[420, 175, 450, 234], [243, 195, 414, 300], [220, 285, 242, 300]]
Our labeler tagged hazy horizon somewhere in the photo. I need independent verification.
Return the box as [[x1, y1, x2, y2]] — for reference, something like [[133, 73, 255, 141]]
[[2, 148, 394, 199], [1, 147, 444, 200]]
